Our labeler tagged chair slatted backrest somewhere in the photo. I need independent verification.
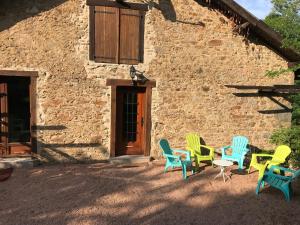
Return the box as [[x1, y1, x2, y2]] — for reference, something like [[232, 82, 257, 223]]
[[266, 175, 285, 187], [272, 145, 292, 163], [186, 133, 201, 156], [159, 139, 176, 162], [231, 136, 249, 156]]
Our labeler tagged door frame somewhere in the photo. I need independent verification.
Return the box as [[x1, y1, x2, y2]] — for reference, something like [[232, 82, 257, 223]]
[[0, 70, 38, 156], [106, 79, 156, 157]]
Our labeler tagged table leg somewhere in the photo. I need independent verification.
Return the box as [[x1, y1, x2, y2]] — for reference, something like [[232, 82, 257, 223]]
[[214, 166, 224, 179], [214, 166, 231, 182]]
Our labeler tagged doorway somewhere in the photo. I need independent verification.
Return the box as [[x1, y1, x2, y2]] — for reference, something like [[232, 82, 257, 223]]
[[116, 86, 146, 155], [107, 79, 156, 157], [0, 75, 35, 156]]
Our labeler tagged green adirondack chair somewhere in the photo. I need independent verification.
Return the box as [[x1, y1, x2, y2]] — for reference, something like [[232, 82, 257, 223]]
[[186, 133, 214, 169], [159, 139, 193, 179], [256, 165, 300, 201], [248, 145, 291, 180]]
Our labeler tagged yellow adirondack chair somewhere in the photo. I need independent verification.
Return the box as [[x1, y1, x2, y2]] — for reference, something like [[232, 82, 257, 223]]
[[248, 145, 291, 179], [186, 133, 214, 169]]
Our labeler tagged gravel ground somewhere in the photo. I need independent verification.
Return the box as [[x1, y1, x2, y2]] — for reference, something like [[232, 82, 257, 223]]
[[0, 162, 299, 225]]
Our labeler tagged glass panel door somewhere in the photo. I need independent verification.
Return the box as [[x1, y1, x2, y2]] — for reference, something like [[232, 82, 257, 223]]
[[116, 86, 145, 155]]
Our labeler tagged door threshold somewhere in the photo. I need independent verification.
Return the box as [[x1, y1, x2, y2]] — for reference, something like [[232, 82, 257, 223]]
[[109, 155, 150, 165], [0, 156, 34, 169], [1, 154, 31, 158]]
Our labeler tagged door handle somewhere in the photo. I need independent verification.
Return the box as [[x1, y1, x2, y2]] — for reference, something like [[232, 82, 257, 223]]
[[141, 117, 144, 127]]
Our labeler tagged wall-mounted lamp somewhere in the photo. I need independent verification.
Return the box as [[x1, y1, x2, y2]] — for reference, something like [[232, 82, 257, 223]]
[[129, 65, 149, 85]]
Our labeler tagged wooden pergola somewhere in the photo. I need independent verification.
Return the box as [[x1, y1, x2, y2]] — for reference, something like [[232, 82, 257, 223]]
[[226, 85, 300, 94], [226, 85, 300, 114]]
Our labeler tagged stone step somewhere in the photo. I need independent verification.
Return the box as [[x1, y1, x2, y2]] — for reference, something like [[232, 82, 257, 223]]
[[0, 157, 35, 169], [109, 155, 151, 166]]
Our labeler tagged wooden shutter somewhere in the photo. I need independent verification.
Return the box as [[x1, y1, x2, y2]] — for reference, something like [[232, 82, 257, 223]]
[[94, 6, 119, 63], [119, 9, 143, 65]]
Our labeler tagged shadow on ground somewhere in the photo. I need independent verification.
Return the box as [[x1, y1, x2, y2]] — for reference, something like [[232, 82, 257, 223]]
[[0, 163, 299, 225]]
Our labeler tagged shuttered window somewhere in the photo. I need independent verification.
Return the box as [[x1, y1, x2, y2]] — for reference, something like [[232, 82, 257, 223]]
[[89, 5, 146, 65]]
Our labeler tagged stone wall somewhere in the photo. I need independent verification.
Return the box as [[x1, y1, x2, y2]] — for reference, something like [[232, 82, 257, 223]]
[[0, 0, 294, 162]]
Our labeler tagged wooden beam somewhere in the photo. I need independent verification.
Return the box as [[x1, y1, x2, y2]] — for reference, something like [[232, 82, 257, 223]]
[[86, 0, 148, 11], [106, 79, 156, 87], [110, 86, 117, 157], [0, 70, 38, 77], [226, 84, 300, 90]]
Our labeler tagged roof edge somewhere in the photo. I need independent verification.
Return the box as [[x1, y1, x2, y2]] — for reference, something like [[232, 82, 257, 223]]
[[199, 0, 300, 62]]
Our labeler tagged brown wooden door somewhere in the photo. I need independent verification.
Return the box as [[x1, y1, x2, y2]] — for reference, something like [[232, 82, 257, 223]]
[[116, 87, 145, 155], [0, 77, 31, 156], [0, 82, 8, 156]]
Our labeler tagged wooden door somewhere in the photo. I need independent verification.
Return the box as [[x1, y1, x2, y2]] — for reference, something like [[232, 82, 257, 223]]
[[116, 87, 145, 155], [0, 77, 31, 156], [0, 83, 8, 156]]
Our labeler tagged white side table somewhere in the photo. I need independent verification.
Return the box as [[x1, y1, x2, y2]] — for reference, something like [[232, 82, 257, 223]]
[[213, 159, 233, 182]]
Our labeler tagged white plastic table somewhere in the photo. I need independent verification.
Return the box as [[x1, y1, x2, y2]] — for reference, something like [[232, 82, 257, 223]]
[[213, 159, 233, 182]]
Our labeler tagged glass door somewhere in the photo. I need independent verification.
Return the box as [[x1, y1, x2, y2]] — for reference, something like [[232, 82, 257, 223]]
[[116, 86, 145, 155]]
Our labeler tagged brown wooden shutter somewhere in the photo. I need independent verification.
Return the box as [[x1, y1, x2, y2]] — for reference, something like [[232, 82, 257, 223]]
[[94, 6, 119, 63], [119, 9, 143, 65]]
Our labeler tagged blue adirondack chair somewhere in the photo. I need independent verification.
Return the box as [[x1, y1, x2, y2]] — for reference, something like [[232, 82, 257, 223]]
[[221, 136, 249, 170], [256, 165, 300, 201], [159, 139, 193, 179]]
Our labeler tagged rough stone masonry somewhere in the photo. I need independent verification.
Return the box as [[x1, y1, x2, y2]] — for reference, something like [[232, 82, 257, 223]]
[[0, 0, 294, 162]]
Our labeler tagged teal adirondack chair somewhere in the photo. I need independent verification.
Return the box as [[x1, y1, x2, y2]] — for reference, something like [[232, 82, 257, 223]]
[[256, 165, 300, 201], [159, 139, 193, 179], [221, 136, 249, 170]]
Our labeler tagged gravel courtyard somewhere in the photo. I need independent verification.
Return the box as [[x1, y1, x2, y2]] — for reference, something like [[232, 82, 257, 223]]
[[0, 162, 299, 225]]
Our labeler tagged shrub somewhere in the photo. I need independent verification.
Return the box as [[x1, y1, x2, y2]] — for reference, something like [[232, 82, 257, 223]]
[[270, 127, 300, 168]]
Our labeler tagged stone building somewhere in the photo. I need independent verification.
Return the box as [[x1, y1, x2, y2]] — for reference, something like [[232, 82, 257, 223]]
[[0, 0, 299, 162]]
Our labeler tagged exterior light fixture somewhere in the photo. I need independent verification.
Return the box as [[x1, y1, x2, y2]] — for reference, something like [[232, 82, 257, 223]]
[[129, 65, 149, 84], [130, 65, 137, 81]]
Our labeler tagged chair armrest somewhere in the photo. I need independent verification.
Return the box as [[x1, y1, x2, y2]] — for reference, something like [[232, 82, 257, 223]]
[[163, 153, 181, 160], [172, 149, 191, 161], [199, 145, 214, 151], [221, 146, 231, 156], [252, 153, 273, 158], [200, 145, 214, 156], [269, 165, 295, 174], [173, 149, 189, 154], [185, 146, 195, 157]]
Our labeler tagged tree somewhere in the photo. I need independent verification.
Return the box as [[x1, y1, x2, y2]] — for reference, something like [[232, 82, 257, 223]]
[[264, 0, 300, 77], [265, 0, 300, 52]]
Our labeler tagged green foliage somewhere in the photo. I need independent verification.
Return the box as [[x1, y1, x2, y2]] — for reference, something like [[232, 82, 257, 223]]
[[265, 1, 300, 167], [265, 64, 300, 77], [270, 127, 300, 167], [265, 0, 300, 53]]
